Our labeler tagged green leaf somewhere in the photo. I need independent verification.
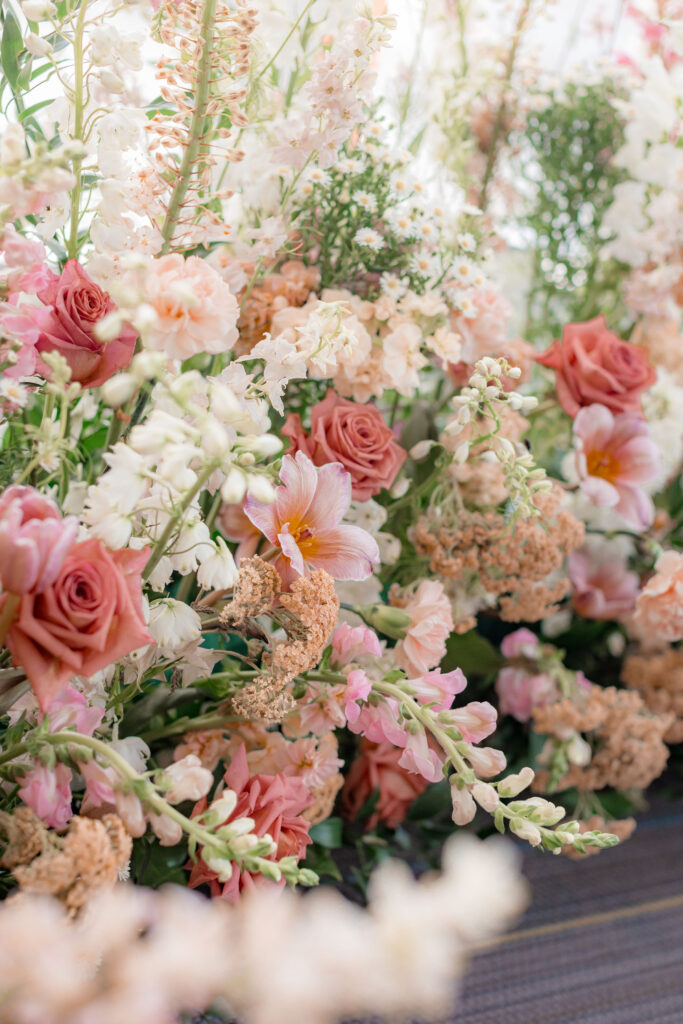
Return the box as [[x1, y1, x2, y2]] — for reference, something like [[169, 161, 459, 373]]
[[407, 779, 450, 821], [1, 8, 24, 91], [131, 837, 188, 887], [308, 816, 342, 849], [302, 846, 341, 881], [442, 630, 503, 679]]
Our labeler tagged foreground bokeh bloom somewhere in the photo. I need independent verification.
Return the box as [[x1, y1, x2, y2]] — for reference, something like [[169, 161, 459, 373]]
[[2, 540, 152, 709], [244, 451, 379, 587], [283, 388, 407, 500], [573, 403, 660, 529], [536, 315, 656, 418], [27, 259, 137, 387], [0, 485, 78, 594], [633, 551, 683, 643]]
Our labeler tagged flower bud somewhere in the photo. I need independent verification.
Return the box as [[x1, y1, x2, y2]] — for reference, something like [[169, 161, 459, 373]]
[[509, 817, 542, 846], [24, 32, 52, 56], [207, 790, 238, 822], [101, 373, 138, 407], [471, 781, 499, 812], [202, 853, 233, 883], [221, 468, 247, 505], [497, 766, 535, 797], [21, 0, 55, 17], [246, 474, 276, 504], [355, 602, 413, 639], [240, 434, 282, 457], [148, 811, 183, 847], [450, 778, 476, 825]]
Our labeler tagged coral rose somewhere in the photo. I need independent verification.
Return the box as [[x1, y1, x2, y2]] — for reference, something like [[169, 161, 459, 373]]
[[536, 315, 656, 417], [26, 260, 137, 387], [188, 745, 312, 902], [143, 253, 239, 361], [341, 739, 428, 829], [633, 551, 683, 643], [283, 389, 407, 500], [569, 547, 639, 620], [2, 539, 152, 710]]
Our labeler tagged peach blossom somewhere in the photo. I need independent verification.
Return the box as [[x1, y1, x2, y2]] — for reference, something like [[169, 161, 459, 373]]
[[393, 580, 454, 676], [144, 253, 239, 361]]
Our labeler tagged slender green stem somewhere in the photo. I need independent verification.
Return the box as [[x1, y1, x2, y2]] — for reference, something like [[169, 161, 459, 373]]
[[66, 0, 90, 259], [141, 712, 238, 744], [143, 463, 218, 581], [253, 0, 316, 86]]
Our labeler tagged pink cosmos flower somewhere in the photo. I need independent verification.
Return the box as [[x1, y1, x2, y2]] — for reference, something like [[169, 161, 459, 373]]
[[244, 451, 379, 588], [0, 485, 78, 594], [569, 548, 639, 620], [331, 622, 382, 666], [393, 580, 454, 677], [410, 668, 467, 712], [573, 403, 661, 529]]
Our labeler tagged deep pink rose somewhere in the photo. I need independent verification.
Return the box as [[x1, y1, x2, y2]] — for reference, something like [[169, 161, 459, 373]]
[[2, 539, 152, 710], [282, 388, 406, 500], [188, 744, 311, 902], [536, 315, 656, 418], [28, 260, 137, 387], [341, 739, 428, 830]]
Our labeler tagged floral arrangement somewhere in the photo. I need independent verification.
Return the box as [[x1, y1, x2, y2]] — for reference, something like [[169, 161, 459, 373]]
[[0, 0, 681, 1021]]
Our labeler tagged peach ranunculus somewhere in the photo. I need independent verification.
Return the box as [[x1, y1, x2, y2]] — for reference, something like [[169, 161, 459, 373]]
[[573, 403, 661, 530], [392, 579, 454, 677], [282, 388, 407, 501], [536, 315, 656, 418], [1, 539, 152, 710], [143, 253, 239, 361], [244, 451, 379, 588], [569, 546, 639, 620], [340, 739, 428, 829], [633, 551, 683, 643], [188, 744, 312, 902], [25, 260, 137, 387]]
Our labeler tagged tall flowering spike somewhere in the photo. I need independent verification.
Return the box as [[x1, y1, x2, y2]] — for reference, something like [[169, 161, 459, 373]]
[[151, 0, 257, 251], [244, 451, 380, 587]]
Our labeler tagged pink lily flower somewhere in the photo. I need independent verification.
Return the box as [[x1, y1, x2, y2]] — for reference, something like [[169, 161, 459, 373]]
[[573, 403, 661, 530], [244, 451, 379, 587]]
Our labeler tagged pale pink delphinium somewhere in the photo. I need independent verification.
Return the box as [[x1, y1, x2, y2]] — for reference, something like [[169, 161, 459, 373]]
[[393, 579, 454, 677], [573, 403, 661, 529], [569, 545, 639, 620], [632, 550, 683, 643], [244, 451, 379, 588], [143, 253, 239, 360]]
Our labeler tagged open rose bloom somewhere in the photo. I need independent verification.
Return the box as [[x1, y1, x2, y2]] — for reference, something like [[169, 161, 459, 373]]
[[1, 6, 679, 1018]]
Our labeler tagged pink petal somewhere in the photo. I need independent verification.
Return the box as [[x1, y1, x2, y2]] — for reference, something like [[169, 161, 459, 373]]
[[278, 524, 306, 576], [309, 525, 379, 580], [615, 484, 654, 530], [581, 475, 620, 507], [243, 499, 279, 544], [615, 436, 662, 484], [275, 452, 318, 526], [573, 404, 615, 448], [305, 462, 351, 529]]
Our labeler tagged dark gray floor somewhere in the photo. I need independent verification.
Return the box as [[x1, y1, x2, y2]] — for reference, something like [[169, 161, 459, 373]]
[[452, 807, 683, 1023]]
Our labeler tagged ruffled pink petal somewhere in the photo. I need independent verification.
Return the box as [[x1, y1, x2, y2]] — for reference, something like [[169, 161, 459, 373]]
[[243, 499, 279, 544], [305, 462, 351, 529], [278, 524, 306, 577], [275, 452, 318, 526], [309, 525, 379, 580]]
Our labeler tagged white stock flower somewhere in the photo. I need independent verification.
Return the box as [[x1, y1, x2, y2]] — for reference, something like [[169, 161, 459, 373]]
[[197, 537, 238, 590], [148, 600, 202, 651]]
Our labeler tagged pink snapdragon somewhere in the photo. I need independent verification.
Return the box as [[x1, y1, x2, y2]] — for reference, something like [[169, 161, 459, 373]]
[[331, 622, 382, 666], [573, 403, 661, 529], [500, 628, 539, 658], [244, 451, 379, 587], [399, 730, 445, 784], [0, 485, 78, 595], [19, 762, 72, 830], [410, 667, 467, 712], [440, 701, 498, 744], [343, 668, 373, 724]]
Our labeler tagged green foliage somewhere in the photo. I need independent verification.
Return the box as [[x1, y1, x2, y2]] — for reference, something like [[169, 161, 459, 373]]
[[442, 629, 503, 680], [520, 81, 629, 345]]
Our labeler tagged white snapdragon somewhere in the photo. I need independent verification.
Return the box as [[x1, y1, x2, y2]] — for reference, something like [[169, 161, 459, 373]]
[[148, 600, 202, 651]]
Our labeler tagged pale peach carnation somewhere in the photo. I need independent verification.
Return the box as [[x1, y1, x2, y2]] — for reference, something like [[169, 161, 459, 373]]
[[143, 253, 239, 360], [392, 580, 454, 676], [633, 551, 683, 643]]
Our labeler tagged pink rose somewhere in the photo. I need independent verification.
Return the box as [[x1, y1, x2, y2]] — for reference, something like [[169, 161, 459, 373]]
[[188, 745, 311, 902], [569, 548, 639, 620], [536, 315, 656, 417], [341, 739, 428, 829], [2, 539, 152, 710], [283, 389, 406, 500], [0, 485, 78, 594], [28, 260, 137, 387]]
